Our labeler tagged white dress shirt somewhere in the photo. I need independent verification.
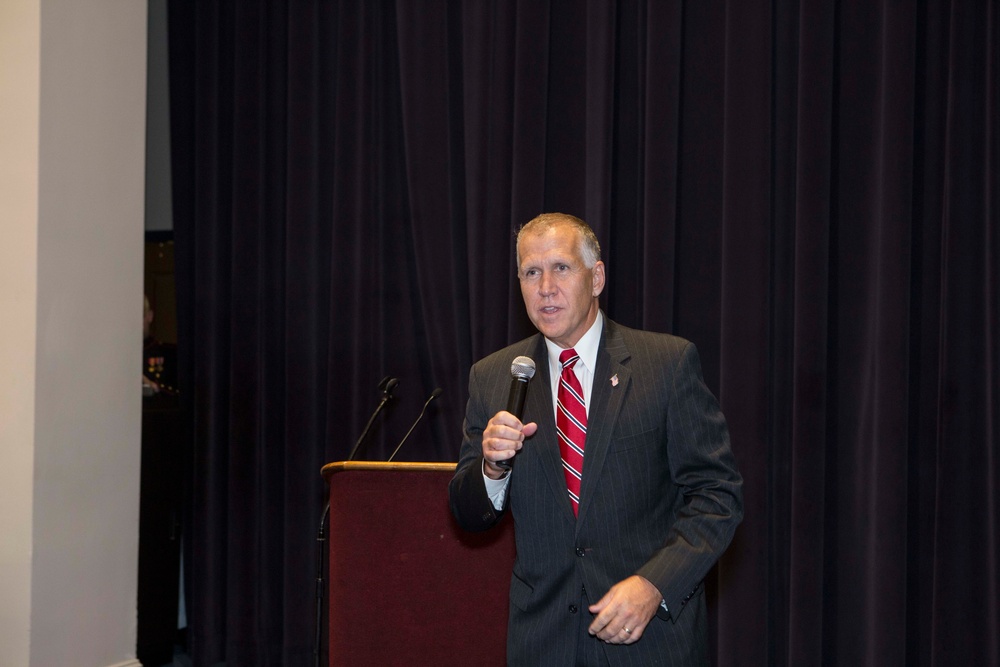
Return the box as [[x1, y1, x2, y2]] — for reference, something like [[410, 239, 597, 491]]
[[483, 312, 605, 508]]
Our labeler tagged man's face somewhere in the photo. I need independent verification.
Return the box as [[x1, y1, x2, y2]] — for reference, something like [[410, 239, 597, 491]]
[[517, 224, 605, 349]]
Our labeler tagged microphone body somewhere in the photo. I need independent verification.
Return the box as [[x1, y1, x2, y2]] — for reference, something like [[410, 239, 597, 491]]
[[386, 388, 442, 462], [506, 376, 529, 419], [495, 356, 536, 471]]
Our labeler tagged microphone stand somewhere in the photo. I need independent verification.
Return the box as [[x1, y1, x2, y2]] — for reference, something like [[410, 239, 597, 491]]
[[314, 377, 397, 667], [386, 388, 442, 462], [313, 501, 330, 667], [346, 378, 398, 461]]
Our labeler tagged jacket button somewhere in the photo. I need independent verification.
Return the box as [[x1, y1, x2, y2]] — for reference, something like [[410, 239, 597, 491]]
[[575, 547, 585, 557], [568, 605, 578, 614]]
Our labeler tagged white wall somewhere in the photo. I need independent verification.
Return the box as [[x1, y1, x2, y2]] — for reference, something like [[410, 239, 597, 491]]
[[1, 1, 147, 665], [0, 1, 41, 665]]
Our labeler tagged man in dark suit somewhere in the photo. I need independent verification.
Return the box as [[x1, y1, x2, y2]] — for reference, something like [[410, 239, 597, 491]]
[[449, 213, 743, 666]]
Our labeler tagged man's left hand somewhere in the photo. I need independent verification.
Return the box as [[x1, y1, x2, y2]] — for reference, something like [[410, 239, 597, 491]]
[[587, 575, 662, 644]]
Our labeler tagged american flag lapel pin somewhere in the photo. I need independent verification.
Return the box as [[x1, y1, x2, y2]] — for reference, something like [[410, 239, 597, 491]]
[[611, 374, 619, 387]]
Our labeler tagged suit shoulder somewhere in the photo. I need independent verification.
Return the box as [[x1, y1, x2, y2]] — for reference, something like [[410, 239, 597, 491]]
[[609, 320, 693, 358]]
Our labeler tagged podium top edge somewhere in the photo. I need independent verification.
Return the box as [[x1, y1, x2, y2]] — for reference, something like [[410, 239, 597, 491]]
[[321, 461, 457, 478]]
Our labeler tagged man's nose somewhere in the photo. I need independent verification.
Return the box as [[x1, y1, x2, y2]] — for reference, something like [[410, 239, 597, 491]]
[[538, 271, 556, 295]]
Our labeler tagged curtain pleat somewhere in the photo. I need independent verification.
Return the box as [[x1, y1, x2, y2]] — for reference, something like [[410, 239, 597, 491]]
[[169, 1, 999, 665]]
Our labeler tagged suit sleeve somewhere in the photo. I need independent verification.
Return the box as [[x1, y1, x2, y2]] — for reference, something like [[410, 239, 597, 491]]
[[449, 362, 508, 532], [635, 341, 744, 619]]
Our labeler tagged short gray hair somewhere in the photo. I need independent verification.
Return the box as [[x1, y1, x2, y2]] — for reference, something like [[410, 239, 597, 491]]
[[515, 213, 601, 269]]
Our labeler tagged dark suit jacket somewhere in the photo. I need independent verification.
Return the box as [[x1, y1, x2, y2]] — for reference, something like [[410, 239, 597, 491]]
[[449, 318, 743, 666]]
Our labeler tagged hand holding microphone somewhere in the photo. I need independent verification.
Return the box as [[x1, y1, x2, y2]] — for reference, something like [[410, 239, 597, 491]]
[[484, 356, 537, 477]]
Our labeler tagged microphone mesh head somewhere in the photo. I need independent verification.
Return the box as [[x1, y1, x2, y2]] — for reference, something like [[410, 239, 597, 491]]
[[510, 356, 536, 381]]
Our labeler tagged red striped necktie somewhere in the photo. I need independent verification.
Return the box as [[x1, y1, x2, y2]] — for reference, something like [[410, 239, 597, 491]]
[[557, 348, 587, 516]]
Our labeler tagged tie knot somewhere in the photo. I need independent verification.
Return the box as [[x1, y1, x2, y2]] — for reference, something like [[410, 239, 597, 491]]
[[560, 348, 580, 370]]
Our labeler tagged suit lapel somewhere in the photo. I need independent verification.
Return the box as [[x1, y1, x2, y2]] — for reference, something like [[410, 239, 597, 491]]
[[576, 319, 631, 530]]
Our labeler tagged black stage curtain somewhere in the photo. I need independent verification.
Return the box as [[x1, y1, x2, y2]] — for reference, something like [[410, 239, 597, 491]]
[[168, 1, 998, 665]]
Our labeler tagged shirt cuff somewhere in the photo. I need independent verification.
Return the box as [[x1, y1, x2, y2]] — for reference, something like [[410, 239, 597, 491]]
[[482, 460, 511, 510]]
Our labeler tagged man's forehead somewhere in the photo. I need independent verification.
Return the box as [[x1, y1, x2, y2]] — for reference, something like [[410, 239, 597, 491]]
[[518, 227, 580, 257], [518, 247, 582, 269]]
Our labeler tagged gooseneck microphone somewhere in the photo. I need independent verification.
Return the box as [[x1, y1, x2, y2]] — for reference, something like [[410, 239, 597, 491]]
[[387, 388, 443, 462], [495, 356, 536, 471], [346, 376, 399, 461]]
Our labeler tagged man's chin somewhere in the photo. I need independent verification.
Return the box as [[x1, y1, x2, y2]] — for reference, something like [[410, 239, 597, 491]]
[[530, 321, 562, 340], [537, 328, 574, 348]]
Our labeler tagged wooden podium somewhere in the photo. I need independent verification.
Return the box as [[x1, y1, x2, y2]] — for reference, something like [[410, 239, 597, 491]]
[[321, 462, 515, 666]]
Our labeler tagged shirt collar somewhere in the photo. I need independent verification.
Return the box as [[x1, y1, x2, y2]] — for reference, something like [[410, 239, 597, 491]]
[[544, 310, 604, 374]]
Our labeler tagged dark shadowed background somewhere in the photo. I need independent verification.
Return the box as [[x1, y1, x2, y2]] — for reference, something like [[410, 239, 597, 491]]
[[166, 1, 998, 665]]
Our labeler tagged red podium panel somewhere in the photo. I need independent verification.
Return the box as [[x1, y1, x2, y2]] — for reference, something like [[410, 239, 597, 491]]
[[322, 462, 515, 666]]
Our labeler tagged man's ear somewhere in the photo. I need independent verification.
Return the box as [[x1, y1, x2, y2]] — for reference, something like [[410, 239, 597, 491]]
[[592, 261, 606, 297]]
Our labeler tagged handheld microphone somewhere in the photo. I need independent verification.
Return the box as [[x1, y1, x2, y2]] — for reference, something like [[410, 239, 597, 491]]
[[386, 388, 443, 462], [495, 356, 536, 471], [346, 377, 399, 461]]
